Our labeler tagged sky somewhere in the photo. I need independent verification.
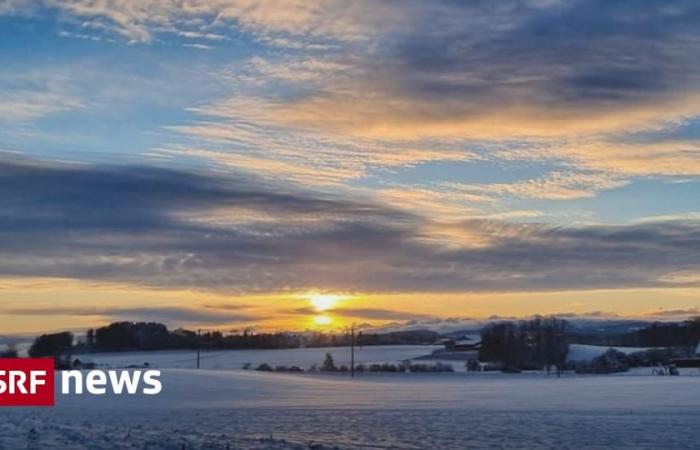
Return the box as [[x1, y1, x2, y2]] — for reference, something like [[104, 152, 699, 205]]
[[1, 0, 700, 334]]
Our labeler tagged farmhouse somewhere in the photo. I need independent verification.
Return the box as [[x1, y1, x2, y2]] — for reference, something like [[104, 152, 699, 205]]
[[670, 341, 700, 368]]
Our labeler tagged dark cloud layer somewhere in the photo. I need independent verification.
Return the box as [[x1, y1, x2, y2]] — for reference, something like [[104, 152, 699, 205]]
[[276, 0, 700, 141], [2, 306, 257, 324], [392, 0, 700, 102], [2, 157, 700, 293]]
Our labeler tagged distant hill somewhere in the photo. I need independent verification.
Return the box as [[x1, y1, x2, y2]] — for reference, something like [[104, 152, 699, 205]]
[[440, 318, 652, 340]]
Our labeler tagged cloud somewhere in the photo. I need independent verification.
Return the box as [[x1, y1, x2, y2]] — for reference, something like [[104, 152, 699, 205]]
[[287, 306, 436, 321], [442, 171, 628, 201], [201, 303, 252, 311], [176, 31, 225, 41], [161, 122, 474, 186], [108, 0, 700, 194], [332, 308, 436, 321], [3, 0, 700, 326], [0, 90, 83, 121], [644, 308, 699, 319], [1, 306, 257, 324], [183, 43, 213, 50], [229, 1, 700, 140], [0, 68, 85, 122], [501, 138, 700, 178], [9, 1, 700, 142], [4, 0, 395, 44], [548, 311, 618, 319], [2, 156, 700, 294], [10, 1, 697, 194]]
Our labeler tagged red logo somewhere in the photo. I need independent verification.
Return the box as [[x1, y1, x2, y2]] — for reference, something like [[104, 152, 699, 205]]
[[0, 358, 55, 406]]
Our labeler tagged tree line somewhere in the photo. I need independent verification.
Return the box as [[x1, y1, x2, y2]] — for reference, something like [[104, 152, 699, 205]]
[[478, 317, 569, 371], [571, 317, 700, 348], [25, 321, 440, 359]]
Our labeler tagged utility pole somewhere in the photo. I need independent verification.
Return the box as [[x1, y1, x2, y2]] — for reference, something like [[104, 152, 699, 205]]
[[196, 328, 201, 369], [350, 323, 355, 378]]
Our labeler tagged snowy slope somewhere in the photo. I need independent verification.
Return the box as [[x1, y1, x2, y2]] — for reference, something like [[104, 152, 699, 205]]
[[567, 344, 655, 362], [1, 368, 699, 449], [82, 345, 441, 370], [86, 344, 663, 370]]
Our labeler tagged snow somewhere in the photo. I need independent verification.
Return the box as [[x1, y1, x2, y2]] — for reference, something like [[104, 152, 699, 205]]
[[2, 346, 700, 448], [82, 344, 442, 370], [84, 344, 667, 372], [567, 344, 655, 362], [2, 369, 700, 449]]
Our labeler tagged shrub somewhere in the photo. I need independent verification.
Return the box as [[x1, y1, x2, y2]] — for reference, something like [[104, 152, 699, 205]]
[[0, 347, 18, 358], [255, 363, 273, 371], [466, 359, 481, 372], [408, 362, 454, 373], [368, 364, 383, 372], [369, 363, 401, 372], [435, 362, 454, 372], [380, 363, 400, 372]]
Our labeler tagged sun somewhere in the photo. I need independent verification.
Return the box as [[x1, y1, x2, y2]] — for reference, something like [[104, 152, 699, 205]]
[[306, 292, 351, 328], [309, 293, 344, 312]]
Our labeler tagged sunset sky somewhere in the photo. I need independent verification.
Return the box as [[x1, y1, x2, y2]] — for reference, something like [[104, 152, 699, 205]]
[[1, 0, 700, 334]]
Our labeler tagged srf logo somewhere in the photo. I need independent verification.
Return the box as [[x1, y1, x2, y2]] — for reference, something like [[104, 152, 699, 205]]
[[0, 358, 55, 406]]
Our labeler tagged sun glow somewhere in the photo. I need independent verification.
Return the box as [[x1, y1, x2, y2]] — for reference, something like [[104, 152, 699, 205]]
[[309, 293, 345, 312], [313, 314, 333, 326]]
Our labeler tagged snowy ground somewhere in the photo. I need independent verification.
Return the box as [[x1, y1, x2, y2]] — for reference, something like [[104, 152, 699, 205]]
[[83, 345, 442, 370], [2, 370, 700, 449], [567, 344, 656, 362], [2, 346, 699, 449], [85, 343, 667, 372]]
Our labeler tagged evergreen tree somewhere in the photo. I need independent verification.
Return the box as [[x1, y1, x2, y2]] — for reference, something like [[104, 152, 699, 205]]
[[321, 352, 337, 371]]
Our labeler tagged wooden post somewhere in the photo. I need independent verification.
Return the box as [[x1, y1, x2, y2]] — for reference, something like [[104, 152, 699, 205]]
[[196, 328, 201, 369], [350, 323, 355, 378]]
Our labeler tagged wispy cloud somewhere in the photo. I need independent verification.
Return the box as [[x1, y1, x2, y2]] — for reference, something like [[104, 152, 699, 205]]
[[0, 90, 83, 121], [4, 0, 394, 44], [645, 308, 699, 318], [442, 171, 628, 201]]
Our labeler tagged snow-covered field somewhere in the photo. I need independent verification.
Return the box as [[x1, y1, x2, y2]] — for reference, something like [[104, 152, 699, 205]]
[[85, 343, 664, 372], [83, 344, 440, 371], [3, 369, 700, 449], [567, 344, 656, 362], [2, 346, 699, 449]]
